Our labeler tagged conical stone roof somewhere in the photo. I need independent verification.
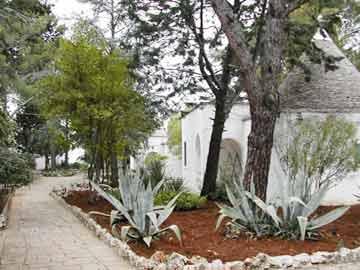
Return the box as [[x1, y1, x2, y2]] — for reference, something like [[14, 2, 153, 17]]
[[280, 35, 360, 113]]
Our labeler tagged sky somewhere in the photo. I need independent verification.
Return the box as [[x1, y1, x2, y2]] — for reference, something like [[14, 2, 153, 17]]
[[49, 0, 93, 33]]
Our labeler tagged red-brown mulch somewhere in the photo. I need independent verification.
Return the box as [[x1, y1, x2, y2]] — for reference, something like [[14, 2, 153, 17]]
[[64, 190, 360, 262]]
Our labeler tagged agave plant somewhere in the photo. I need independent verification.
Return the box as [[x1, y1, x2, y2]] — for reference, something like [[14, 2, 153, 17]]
[[216, 180, 279, 237], [89, 174, 182, 247], [216, 177, 349, 240], [272, 173, 350, 240]]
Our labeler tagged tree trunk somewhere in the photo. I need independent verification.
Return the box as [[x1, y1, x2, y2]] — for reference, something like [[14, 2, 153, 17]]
[[64, 120, 70, 167], [110, 148, 119, 187], [64, 151, 69, 168], [95, 153, 102, 182], [50, 144, 56, 170], [243, 104, 277, 200], [201, 95, 227, 196], [45, 154, 49, 170]]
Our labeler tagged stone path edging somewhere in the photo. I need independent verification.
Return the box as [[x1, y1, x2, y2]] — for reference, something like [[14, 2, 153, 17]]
[[50, 191, 157, 270], [51, 188, 360, 270], [0, 191, 14, 229]]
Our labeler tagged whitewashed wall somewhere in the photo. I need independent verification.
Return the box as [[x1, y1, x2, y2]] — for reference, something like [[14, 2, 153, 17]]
[[182, 103, 360, 205], [268, 112, 360, 205], [130, 126, 183, 178], [181, 103, 251, 192]]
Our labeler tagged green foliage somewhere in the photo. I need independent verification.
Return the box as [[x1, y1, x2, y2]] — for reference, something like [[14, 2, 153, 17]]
[[216, 179, 349, 240], [0, 148, 33, 186], [143, 152, 167, 188], [287, 0, 356, 67], [155, 191, 207, 211], [90, 174, 182, 247], [161, 177, 184, 193], [277, 116, 359, 199], [167, 115, 182, 157], [39, 25, 157, 182], [41, 168, 78, 177]]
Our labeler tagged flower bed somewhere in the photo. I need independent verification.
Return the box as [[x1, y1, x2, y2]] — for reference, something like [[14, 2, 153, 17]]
[[51, 185, 360, 270]]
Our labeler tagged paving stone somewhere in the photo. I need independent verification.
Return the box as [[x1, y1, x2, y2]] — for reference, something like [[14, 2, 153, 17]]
[[0, 175, 132, 270]]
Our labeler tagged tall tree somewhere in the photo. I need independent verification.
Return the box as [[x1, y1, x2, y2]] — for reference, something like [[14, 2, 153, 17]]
[[209, 0, 359, 199], [83, 0, 246, 196], [40, 29, 157, 184]]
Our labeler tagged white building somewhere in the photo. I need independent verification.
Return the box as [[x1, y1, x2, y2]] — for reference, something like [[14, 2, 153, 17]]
[[130, 123, 182, 178], [181, 34, 360, 205]]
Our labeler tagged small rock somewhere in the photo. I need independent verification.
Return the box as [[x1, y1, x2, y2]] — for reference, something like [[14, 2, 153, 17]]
[[211, 259, 223, 270], [225, 261, 244, 270], [311, 251, 335, 264], [252, 253, 269, 268], [183, 266, 197, 270], [339, 247, 351, 258], [154, 263, 166, 270], [190, 255, 208, 265], [198, 263, 208, 270], [268, 255, 293, 268], [243, 258, 253, 267], [293, 253, 311, 266], [167, 252, 189, 270], [151, 251, 167, 263]]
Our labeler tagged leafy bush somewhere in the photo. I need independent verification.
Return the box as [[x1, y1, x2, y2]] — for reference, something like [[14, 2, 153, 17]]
[[216, 178, 349, 240], [155, 191, 207, 211], [167, 115, 182, 157], [0, 148, 33, 186], [162, 177, 184, 192], [143, 152, 167, 188], [90, 174, 182, 247], [42, 169, 77, 177], [276, 116, 360, 198]]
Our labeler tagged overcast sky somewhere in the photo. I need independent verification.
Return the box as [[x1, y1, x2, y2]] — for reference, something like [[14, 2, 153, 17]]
[[49, 0, 93, 33]]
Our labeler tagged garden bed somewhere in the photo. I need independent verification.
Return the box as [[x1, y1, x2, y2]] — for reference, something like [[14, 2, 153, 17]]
[[0, 187, 15, 229], [64, 189, 360, 262]]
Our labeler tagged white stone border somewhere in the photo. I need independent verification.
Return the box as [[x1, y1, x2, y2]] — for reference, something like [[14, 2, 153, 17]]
[[0, 191, 14, 230], [50, 189, 360, 270]]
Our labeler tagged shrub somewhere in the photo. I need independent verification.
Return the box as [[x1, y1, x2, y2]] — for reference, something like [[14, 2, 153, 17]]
[[0, 148, 33, 186], [276, 116, 360, 200], [143, 152, 167, 188], [162, 177, 184, 192], [155, 191, 207, 211]]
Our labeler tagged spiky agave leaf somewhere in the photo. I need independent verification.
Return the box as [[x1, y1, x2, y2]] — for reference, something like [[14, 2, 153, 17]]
[[158, 225, 182, 246], [307, 206, 350, 230], [297, 216, 308, 241], [245, 191, 282, 227]]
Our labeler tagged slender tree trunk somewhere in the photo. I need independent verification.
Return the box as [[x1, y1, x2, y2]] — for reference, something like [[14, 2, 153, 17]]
[[110, 148, 119, 187], [64, 120, 69, 167], [95, 153, 102, 182], [45, 153, 49, 170], [243, 104, 277, 200], [201, 95, 227, 196], [64, 151, 69, 168], [50, 143, 56, 170]]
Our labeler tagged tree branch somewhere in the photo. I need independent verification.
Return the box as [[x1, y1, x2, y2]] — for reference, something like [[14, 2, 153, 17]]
[[210, 0, 253, 72]]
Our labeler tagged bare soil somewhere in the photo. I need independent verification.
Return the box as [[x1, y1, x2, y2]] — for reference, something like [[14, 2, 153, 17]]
[[64, 190, 360, 262]]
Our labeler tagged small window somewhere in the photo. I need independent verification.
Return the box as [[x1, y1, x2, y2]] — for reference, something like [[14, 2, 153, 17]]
[[184, 141, 187, 167]]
